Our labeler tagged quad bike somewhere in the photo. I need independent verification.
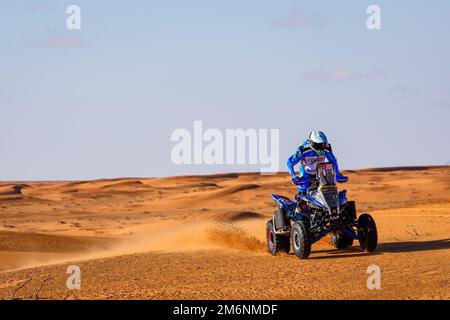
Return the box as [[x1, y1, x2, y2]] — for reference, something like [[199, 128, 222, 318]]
[[266, 162, 378, 259]]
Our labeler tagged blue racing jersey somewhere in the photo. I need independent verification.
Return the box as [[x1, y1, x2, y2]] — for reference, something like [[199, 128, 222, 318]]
[[287, 140, 344, 178]]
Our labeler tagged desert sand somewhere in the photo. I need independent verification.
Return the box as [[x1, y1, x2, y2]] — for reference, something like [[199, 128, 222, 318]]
[[0, 166, 449, 300]]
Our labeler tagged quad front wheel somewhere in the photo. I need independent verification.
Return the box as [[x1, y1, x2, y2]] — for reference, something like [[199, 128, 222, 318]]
[[291, 221, 311, 259], [357, 213, 378, 252]]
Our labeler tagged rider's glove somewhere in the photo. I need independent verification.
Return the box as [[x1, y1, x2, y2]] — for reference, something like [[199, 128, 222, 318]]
[[336, 174, 349, 183], [292, 176, 301, 185], [292, 175, 309, 186]]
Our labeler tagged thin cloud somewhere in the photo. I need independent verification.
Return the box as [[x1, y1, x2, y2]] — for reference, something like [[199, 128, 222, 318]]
[[328, 69, 355, 81], [304, 68, 357, 82], [23, 34, 87, 49], [427, 101, 450, 108], [391, 85, 422, 99], [275, 9, 330, 28], [304, 68, 385, 82]]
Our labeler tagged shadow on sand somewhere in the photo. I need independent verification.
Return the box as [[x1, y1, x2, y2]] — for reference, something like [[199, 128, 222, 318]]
[[306, 238, 450, 260], [378, 238, 450, 253]]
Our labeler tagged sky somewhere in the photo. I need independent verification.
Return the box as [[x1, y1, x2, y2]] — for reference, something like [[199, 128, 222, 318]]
[[1, 0, 450, 180]]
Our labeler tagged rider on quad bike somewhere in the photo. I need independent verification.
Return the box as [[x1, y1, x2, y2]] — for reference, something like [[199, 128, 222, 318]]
[[266, 130, 377, 259], [287, 130, 348, 211]]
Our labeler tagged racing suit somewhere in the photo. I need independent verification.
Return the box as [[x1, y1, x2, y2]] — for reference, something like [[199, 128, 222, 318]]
[[287, 140, 347, 195]]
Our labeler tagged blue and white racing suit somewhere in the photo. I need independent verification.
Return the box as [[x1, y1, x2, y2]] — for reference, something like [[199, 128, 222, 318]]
[[287, 140, 347, 193]]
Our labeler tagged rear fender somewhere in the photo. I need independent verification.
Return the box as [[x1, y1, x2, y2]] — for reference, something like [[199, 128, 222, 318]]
[[271, 194, 296, 215]]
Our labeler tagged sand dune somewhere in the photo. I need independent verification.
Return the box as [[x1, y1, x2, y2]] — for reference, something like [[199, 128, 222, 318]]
[[0, 166, 449, 299]]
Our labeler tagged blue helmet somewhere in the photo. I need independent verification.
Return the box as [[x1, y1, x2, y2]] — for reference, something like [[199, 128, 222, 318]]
[[309, 130, 328, 152]]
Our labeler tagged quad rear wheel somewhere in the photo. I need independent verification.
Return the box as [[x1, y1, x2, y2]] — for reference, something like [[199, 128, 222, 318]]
[[266, 220, 290, 255], [331, 232, 354, 249]]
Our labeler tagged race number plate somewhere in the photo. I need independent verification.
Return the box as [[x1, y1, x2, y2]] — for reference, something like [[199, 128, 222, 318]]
[[321, 163, 335, 180]]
